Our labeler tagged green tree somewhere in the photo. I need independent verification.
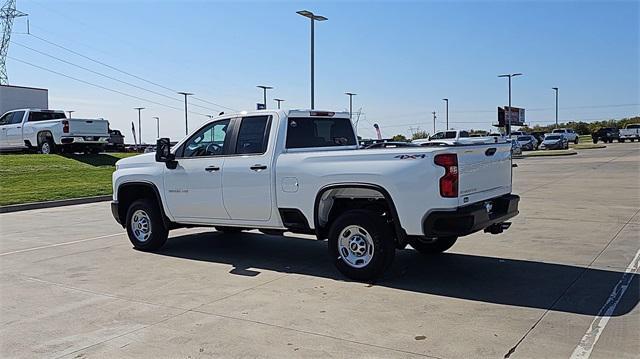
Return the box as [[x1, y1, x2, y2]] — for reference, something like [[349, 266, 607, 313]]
[[391, 134, 408, 142], [411, 130, 430, 140]]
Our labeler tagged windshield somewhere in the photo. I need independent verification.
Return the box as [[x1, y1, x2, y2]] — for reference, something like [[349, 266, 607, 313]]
[[627, 124, 640, 129], [517, 136, 529, 141], [545, 135, 561, 140], [552, 129, 565, 133]]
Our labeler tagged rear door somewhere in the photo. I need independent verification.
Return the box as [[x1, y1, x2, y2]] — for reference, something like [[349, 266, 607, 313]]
[[222, 115, 273, 221], [454, 142, 512, 206]]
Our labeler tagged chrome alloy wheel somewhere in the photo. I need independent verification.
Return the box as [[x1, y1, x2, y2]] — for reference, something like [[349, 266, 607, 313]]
[[338, 225, 375, 268], [131, 209, 152, 242], [41, 142, 51, 154]]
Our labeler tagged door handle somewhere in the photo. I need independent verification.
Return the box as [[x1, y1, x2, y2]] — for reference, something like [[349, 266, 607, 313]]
[[250, 164, 267, 171], [204, 165, 220, 172]]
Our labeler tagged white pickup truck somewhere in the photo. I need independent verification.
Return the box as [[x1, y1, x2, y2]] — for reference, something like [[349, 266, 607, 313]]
[[0, 109, 110, 154], [111, 109, 519, 280], [618, 124, 640, 142]]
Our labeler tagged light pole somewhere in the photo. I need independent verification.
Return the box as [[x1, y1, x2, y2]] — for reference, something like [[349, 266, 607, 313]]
[[498, 73, 522, 135], [442, 98, 449, 130], [134, 107, 144, 146], [178, 92, 193, 135], [552, 87, 559, 129], [152, 116, 160, 139], [66, 110, 75, 118], [274, 98, 284, 109], [297, 10, 327, 109], [345, 92, 357, 121], [432, 111, 437, 134], [256, 85, 273, 108]]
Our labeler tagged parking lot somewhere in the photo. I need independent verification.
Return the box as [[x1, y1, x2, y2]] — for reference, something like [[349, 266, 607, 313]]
[[1, 142, 638, 358]]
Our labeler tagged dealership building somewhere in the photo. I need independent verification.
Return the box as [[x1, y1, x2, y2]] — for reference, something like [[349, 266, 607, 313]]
[[0, 84, 49, 115]]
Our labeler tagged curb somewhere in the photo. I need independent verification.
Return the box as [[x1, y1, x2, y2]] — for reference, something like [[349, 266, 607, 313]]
[[0, 195, 112, 214], [521, 150, 578, 158]]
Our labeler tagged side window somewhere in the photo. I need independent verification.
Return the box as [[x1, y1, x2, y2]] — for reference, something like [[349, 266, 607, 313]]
[[459, 131, 469, 138], [182, 119, 231, 157], [0, 113, 12, 125], [430, 132, 444, 140], [9, 111, 25, 124], [235, 116, 270, 154], [444, 131, 457, 139]]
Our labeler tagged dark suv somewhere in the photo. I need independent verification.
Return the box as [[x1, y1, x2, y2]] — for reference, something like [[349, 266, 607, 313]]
[[592, 127, 619, 144]]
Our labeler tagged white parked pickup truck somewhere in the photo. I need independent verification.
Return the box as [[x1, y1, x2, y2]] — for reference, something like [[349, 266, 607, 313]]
[[551, 128, 579, 144], [111, 109, 519, 280], [618, 124, 640, 142], [0, 109, 110, 154]]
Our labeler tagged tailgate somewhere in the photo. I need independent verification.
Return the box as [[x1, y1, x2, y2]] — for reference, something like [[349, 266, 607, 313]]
[[454, 143, 512, 206], [68, 119, 109, 136]]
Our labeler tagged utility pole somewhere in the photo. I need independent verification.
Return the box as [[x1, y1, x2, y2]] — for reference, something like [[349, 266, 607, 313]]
[[297, 10, 327, 109], [552, 87, 559, 129], [442, 98, 449, 130], [178, 92, 193, 135], [256, 85, 273, 108], [498, 73, 522, 136], [134, 107, 144, 146], [152, 116, 159, 139], [66, 110, 75, 119], [274, 98, 284, 109], [345, 92, 356, 121], [432, 111, 437, 134], [0, 0, 27, 85]]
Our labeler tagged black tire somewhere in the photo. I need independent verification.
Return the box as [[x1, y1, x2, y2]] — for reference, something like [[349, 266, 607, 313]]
[[619, 139, 625, 143], [216, 226, 243, 233], [574, 138, 579, 144], [125, 199, 168, 251], [592, 139, 598, 144], [328, 209, 395, 281], [39, 137, 55, 154], [408, 236, 458, 255]]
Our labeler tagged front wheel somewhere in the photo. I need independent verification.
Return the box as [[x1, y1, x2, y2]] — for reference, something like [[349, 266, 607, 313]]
[[126, 199, 168, 251], [574, 138, 579, 144], [592, 138, 598, 144], [408, 236, 458, 255], [328, 210, 395, 281]]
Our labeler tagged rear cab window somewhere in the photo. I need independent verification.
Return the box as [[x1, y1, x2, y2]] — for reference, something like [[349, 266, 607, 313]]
[[286, 115, 356, 149], [28, 112, 66, 122]]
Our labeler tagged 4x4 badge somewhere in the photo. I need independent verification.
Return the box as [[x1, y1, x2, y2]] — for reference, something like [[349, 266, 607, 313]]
[[394, 154, 426, 160]]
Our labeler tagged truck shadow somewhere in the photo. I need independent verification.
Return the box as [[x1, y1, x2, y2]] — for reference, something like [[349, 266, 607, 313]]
[[60, 154, 121, 166], [155, 231, 638, 317]]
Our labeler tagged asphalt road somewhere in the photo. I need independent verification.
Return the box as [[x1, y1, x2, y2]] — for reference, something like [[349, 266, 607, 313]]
[[1, 143, 639, 359]]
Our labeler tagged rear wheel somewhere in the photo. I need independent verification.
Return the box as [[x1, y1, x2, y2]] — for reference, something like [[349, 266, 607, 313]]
[[592, 138, 598, 144], [126, 199, 168, 251], [328, 209, 395, 281], [408, 236, 458, 255], [574, 137, 579, 144], [39, 137, 55, 154]]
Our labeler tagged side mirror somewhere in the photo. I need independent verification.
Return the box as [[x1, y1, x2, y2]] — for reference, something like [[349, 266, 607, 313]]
[[155, 138, 177, 169]]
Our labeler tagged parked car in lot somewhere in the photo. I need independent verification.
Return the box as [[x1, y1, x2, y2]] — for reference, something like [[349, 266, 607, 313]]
[[111, 109, 519, 281], [591, 127, 619, 143], [551, 128, 579, 144], [540, 134, 569, 150], [411, 130, 470, 145], [516, 135, 539, 151], [618, 124, 640, 142], [0, 109, 109, 154], [365, 141, 419, 149], [510, 139, 523, 156], [106, 129, 126, 152]]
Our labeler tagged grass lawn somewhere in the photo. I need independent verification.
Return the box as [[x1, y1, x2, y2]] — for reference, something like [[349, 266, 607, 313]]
[[0, 153, 137, 206]]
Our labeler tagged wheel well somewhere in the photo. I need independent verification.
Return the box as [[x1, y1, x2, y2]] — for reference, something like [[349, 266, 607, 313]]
[[37, 131, 53, 145], [314, 185, 404, 243], [117, 183, 169, 228]]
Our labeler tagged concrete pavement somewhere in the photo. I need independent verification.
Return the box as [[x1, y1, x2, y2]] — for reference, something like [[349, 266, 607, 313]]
[[1, 143, 638, 358]]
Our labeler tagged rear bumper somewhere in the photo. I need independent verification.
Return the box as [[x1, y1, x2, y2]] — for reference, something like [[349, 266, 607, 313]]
[[422, 194, 519, 237], [60, 136, 109, 145], [111, 201, 122, 225]]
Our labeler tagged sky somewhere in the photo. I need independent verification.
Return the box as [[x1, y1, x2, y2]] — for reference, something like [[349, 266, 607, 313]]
[[5, 0, 639, 143]]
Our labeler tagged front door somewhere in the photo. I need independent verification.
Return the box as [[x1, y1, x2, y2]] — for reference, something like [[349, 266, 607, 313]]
[[6, 111, 25, 147], [0, 112, 11, 149], [222, 115, 273, 221], [163, 119, 232, 221]]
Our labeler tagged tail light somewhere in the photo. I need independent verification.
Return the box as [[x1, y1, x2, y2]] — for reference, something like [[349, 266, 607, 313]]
[[434, 153, 458, 198], [62, 120, 70, 133]]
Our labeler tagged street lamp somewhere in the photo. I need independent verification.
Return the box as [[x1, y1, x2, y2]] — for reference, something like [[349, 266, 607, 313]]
[[442, 98, 449, 130], [345, 92, 357, 121], [297, 10, 327, 109], [274, 98, 284, 109], [552, 87, 559, 129], [256, 85, 273, 108], [498, 73, 522, 135], [134, 107, 144, 146], [152, 116, 160, 139], [177, 92, 193, 135], [66, 110, 75, 119]]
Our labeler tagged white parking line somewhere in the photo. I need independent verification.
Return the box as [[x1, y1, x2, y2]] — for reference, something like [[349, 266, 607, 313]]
[[0, 233, 123, 256], [569, 247, 640, 359]]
